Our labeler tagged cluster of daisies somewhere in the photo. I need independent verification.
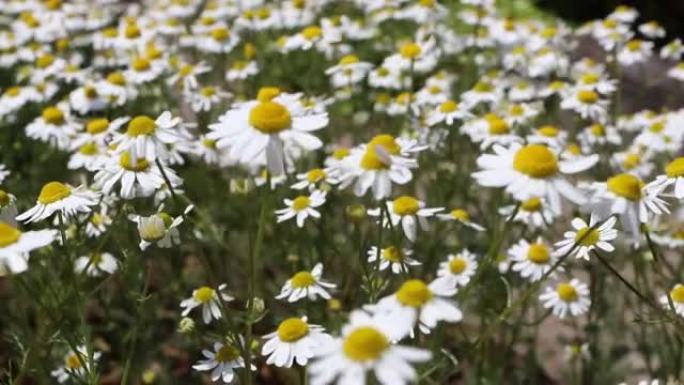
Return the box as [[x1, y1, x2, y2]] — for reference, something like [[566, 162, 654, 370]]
[[1, 0, 684, 384]]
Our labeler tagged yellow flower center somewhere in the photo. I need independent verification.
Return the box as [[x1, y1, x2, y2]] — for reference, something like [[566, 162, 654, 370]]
[[342, 327, 389, 362], [580, 73, 599, 85], [649, 121, 664, 133], [339, 54, 359, 65], [79, 142, 98, 155], [86, 118, 109, 134], [381, 246, 403, 262], [37, 181, 71, 204], [590, 124, 605, 136], [306, 169, 326, 183], [665, 158, 684, 178], [215, 345, 241, 363], [277, 318, 310, 342], [193, 286, 216, 303], [0, 222, 21, 247], [65, 353, 83, 370], [392, 196, 420, 216], [396, 279, 433, 307], [440, 100, 458, 113], [575, 227, 599, 246], [5, 86, 21, 97], [399, 42, 422, 59], [556, 282, 578, 302], [576, 90, 599, 104], [178, 64, 194, 77], [132, 57, 151, 72], [291, 271, 315, 288], [292, 196, 311, 211], [607, 173, 643, 201], [211, 27, 231, 41], [485, 114, 509, 135], [527, 243, 550, 264], [256, 87, 281, 102], [0, 190, 10, 207], [302, 26, 322, 41], [626, 39, 642, 52], [36, 54, 54, 69], [450, 209, 469, 221], [83, 86, 98, 99], [449, 257, 467, 274], [119, 152, 150, 172], [107, 71, 126, 86], [670, 285, 684, 303], [248, 101, 292, 134], [622, 153, 641, 170], [538, 125, 559, 137], [127, 116, 156, 137], [473, 81, 493, 93], [333, 148, 349, 160], [42, 107, 64, 125], [513, 144, 559, 178], [509, 104, 524, 116], [521, 197, 542, 212], [360, 134, 400, 170], [125, 23, 141, 39]]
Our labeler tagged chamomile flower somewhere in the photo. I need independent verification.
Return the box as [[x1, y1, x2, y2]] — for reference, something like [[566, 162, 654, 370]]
[[653, 157, 684, 199], [180, 284, 233, 324], [509, 238, 560, 282], [338, 134, 425, 200], [617, 39, 653, 66], [0, 221, 56, 275], [69, 84, 108, 114], [669, 62, 684, 81], [51, 345, 101, 384], [226, 60, 258, 81], [462, 112, 521, 149], [473, 143, 597, 213], [435, 250, 478, 288], [262, 317, 332, 367], [25, 105, 79, 150], [308, 310, 431, 385], [193, 341, 249, 384], [539, 279, 591, 318], [589, 173, 669, 236], [368, 196, 443, 242], [74, 252, 118, 277], [437, 208, 485, 231], [325, 54, 373, 88], [276, 263, 336, 303], [291, 168, 338, 191], [129, 206, 191, 251], [17, 182, 99, 223], [426, 100, 472, 126], [94, 152, 181, 199], [554, 215, 618, 260], [370, 278, 462, 335], [384, 39, 439, 74], [209, 88, 328, 175], [499, 197, 556, 228], [659, 283, 684, 317], [560, 88, 609, 122], [275, 190, 326, 227], [367, 245, 421, 274], [111, 112, 190, 161]]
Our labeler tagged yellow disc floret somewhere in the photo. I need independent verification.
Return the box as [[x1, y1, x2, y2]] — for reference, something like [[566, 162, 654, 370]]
[[575, 227, 599, 246], [556, 282, 578, 302], [42, 107, 64, 125], [193, 286, 216, 303], [290, 271, 315, 288], [0, 222, 21, 247], [396, 279, 433, 307], [37, 181, 71, 204], [449, 257, 467, 274], [606, 173, 642, 201], [527, 243, 550, 264], [249, 101, 292, 134], [665, 158, 684, 178], [343, 327, 389, 362], [120, 152, 150, 172], [277, 318, 310, 342], [292, 196, 311, 211], [360, 134, 400, 170], [513, 144, 558, 178], [392, 196, 420, 216], [127, 116, 157, 137]]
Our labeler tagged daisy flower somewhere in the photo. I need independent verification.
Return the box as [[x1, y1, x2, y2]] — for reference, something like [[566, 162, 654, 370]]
[[370, 279, 462, 335], [74, 252, 118, 277], [434, 250, 479, 288], [208, 88, 328, 175], [325, 54, 373, 88], [0, 221, 56, 275], [660, 283, 684, 317], [308, 310, 431, 385], [367, 245, 421, 274], [180, 284, 233, 324], [509, 238, 560, 282], [291, 168, 338, 191], [275, 190, 326, 227], [539, 279, 591, 318], [652, 157, 684, 199], [590, 173, 669, 236], [499, 197, 556, 229], [129, 206, 191, 251], [25, 105, 79, 150], [368, 196, 443, 242], [426, 99, 472, 126], [560, 88, 609, 122], [473, 143, 598, 214], [17, 182, 99, 223], [437, 208, 485, 231], [51, 345, 101, 384], [94, 152, 182, 200], [111, 112, 190, 162], [193, 341, 250, 384], [338, 134, 425, 200], [262, 317, 332, 367], [554, 215, 618, 260], [85, 206, 112, 238], [617, 39, 653, 66], [276, 263, 336, 303]]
